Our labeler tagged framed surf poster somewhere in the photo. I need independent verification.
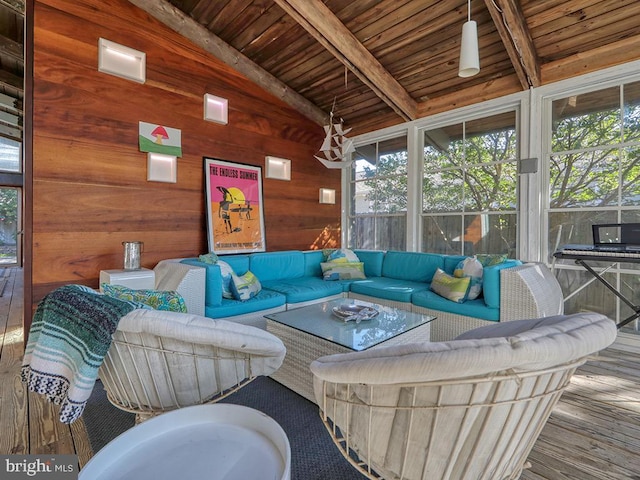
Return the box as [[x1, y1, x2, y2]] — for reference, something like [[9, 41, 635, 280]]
[[204, 158, 266, 255]]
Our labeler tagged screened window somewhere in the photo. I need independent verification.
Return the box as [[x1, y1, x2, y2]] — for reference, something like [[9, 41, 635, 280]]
[[547, 81, 640, 328], [0, 137, 20, 173], [348, 136, 407, 250], [421, 112, 518, 256]]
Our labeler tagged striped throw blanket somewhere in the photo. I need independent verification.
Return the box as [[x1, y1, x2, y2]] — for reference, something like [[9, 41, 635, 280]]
[[21, 285, 136, 424]]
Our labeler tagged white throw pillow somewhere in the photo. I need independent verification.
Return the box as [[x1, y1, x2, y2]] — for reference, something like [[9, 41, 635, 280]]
[[218, 260, 234, 299], [453, 257, 483, 300]]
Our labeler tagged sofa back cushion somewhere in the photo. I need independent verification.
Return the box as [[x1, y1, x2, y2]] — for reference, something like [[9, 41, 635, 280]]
[[482, 260, 522, 308], [353, 249, 385, 277], [250, 251, 305, 282], [181, 255, 251, 307], [181, 259, 222, 307], [222, 255, 251, 275], [382, 251, 444, 282], [443, 255, 467, 275], [303, 250, 324, 277]]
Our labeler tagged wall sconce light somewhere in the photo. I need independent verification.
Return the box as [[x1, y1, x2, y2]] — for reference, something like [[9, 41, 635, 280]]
[[319, 188, 336, 204], [265, 156, 291, 181], [147, 152, 177, 183], [98, 38, 146, 83], [204, 94, 228, 124]]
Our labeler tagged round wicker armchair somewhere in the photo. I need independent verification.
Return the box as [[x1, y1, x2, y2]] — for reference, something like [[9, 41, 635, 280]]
[[310, 312, 617, 480], [99, 309, 286, 423]]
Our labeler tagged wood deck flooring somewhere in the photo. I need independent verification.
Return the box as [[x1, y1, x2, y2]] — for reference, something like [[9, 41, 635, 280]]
[[1, 267, 639, 478]]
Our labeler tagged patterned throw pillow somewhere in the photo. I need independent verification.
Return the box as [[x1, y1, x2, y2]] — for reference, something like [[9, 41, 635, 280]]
[[230, 270, 262, 301], [101, 284, 187, 312], [198, 252, 219, 264], [454, 257, 484, 300], [217, 260, 235, 299], [322, 248, 337, 261], [430, 268, 471, 303], [327, 248, 360, 263], [320, 262, 366, 281], [475, 254, 508, 267]]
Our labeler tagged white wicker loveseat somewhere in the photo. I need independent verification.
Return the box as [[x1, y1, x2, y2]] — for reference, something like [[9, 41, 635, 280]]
[[310, 312, 617, 480]]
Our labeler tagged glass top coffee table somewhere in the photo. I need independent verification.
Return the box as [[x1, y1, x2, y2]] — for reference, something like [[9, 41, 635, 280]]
[[265, 298, 436, 403]]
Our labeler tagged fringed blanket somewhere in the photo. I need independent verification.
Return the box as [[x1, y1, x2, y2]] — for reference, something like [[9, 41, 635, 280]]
[[21, 285, 136, 424]]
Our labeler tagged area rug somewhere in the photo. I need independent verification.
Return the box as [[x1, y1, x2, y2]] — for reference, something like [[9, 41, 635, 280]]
[[82, 377, 367, 480]]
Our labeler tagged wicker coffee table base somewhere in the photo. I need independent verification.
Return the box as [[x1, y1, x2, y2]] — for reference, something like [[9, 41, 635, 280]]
[[267, 318, 432, 403]]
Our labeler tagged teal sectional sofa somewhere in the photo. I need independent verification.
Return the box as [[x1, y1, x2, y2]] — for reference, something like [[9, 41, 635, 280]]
[[180, 249, 564, 340]]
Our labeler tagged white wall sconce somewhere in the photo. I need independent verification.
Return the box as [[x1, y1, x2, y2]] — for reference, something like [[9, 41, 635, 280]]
[[204, 94, 228, 124], [319, 188, 336, 204], [147, 152, 177, 183], [98, 38, 145, 83], [265, 156, 291, 181]]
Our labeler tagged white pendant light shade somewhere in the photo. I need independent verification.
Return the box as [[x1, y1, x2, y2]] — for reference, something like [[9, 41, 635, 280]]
[[458, 20, 480, 77]]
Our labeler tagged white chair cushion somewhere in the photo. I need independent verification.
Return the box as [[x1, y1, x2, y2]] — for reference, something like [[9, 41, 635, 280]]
[[310, 312, 617, 385], [118, 309, 286, 373]]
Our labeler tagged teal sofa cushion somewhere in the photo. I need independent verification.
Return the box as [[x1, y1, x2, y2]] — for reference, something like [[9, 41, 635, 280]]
[[181, 255, 251, 307], [411, 290, 499, 321], [349, 277, 430, 303], [303, 250, 325, 277], [222, 254, 251, 275], [204, 289, 286, 318], [382, 251, 444, 282], [250, 251, 305, 282], [262, 277, 343, 304], [353, 249, 385, 277], [482, 260, 522, 308], [443, 255, 467, 275], [181, 259, 223, 307]]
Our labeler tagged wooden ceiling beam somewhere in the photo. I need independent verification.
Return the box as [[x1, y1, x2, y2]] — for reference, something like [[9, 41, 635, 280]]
[[484, 0, 540, 88], [127, 0, 328, 126], [272, 0, 417, 122]]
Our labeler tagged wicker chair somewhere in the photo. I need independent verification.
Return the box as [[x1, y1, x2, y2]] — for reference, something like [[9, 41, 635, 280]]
[[99, 309, 286, 423], [310, 312, 617, 480]]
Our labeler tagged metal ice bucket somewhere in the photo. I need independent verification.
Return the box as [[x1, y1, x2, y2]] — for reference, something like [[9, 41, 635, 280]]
[[122, 241, 143, 270]]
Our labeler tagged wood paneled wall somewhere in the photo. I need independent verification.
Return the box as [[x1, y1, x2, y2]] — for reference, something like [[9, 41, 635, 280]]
[[27, 0, 341, 322]]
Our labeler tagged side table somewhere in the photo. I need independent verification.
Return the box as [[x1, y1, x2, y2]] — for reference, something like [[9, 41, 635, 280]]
[[99, 268, 156, 291]]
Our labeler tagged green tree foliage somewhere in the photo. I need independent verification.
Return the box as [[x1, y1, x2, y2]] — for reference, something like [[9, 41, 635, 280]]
[[0, 188, 17, 224], [356, 150, 408, 213], [550, 100, 640, 208], [422, 128, 517, 213]]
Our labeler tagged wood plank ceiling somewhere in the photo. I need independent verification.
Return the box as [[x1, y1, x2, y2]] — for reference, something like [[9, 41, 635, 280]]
[[2, 0, 640, 140], [130, 0, 640, 136]]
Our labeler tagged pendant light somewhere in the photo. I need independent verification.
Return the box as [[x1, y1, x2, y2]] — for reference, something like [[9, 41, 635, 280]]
[[458, 0, 480, 77]]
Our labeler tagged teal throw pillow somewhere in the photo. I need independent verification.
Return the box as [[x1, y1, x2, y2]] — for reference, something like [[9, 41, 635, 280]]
[[230, 270, 262, 301], [218, 260, 234, 299], [475, 254, 508, 267], [320, 262, 366, 281], [101, 283, 187, 312], [453, 257, 483, 300], [430, 268, 471, 303]]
